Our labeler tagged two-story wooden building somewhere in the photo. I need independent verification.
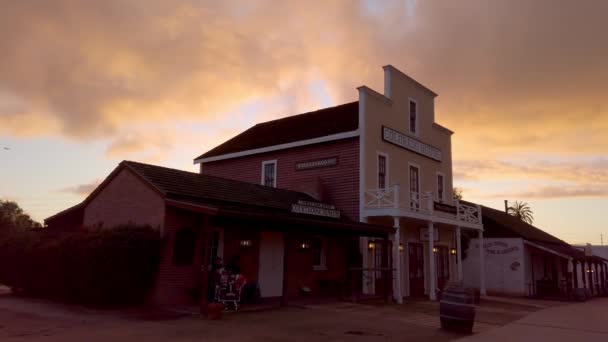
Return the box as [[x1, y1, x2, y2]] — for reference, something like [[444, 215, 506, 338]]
[[195, 65, 485, 302], [46, 65, 485, 307]]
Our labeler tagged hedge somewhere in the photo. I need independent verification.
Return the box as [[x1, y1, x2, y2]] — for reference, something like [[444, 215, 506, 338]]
[[0, 224, 161, 306]]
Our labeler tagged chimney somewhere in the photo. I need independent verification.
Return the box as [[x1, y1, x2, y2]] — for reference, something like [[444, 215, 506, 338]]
[[504, 200, 508, 213]]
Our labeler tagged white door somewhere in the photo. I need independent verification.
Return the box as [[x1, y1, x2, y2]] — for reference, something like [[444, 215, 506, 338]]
[[258, 231, 285, 297]]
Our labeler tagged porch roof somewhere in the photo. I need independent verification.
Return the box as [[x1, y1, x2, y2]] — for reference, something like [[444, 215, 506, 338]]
[[479, 204, 584, 260], [166, 196, 391, 237]]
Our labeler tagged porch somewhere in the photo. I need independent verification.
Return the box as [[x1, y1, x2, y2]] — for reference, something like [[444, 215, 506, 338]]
[[152, 199, 393, 313]]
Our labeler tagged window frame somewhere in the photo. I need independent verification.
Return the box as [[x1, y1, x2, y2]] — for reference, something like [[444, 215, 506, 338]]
[[408, 98, 418, 136], [261, 159, 278, 187], [377, 152, 389, 189], [311, 236, 327, 271], [436, 172, 445, 203], [408, 163, 421, 194]]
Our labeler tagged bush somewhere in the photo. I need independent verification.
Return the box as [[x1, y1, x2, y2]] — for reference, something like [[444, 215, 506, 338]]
[[0, 224, 161, 307]]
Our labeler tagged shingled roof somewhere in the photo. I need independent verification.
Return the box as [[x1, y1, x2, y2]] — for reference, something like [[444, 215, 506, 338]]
[[194, 101, 359, 161], [479, 204, 586, 258], [123, 160, 315, 212]]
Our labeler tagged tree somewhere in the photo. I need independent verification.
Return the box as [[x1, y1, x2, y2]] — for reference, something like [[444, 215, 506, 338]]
[[507, 200, 534, 224], [453, 187, 463, 200], [0, 200, 41, 231]]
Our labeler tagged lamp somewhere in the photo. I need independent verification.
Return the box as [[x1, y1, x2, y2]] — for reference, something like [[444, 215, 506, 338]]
[[368, 242, 376, 250], [299, 242, 310, 250], [240, 239, 252, 247], [450, 248, 457, 256], [433, 247, 438, 253], [399, 243, 404, 252]]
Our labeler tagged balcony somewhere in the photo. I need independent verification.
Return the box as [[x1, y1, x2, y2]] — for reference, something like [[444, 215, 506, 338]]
[[363, 185, 482, 228]]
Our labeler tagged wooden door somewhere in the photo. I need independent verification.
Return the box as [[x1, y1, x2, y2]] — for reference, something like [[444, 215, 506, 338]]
[[435, 246, 450, 290], [408, 243, 425, 297], [258, 231, 284, 298]]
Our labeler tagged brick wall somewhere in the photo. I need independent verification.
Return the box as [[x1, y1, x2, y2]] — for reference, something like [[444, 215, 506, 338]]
[[83, 168, 165, 230], [200, 138, 360, 221]]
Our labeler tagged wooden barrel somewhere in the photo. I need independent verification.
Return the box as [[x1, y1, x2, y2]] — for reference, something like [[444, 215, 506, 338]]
[[574, 288, 587, 302], [439, 282, 476, 334]]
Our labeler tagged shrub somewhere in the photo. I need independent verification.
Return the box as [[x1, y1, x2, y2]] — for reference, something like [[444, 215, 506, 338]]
[[0, 224, 161, 306]]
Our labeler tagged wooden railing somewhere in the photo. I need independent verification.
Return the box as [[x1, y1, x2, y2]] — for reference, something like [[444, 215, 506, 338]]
[[365, 185, 482, 225]]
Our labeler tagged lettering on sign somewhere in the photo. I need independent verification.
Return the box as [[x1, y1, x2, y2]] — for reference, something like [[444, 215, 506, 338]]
[[382, 126, 442, 162], [295, 157, 338, 171], [434, 202, 457, 214], [476, 241, 521, 255], [291, 201, 341, 219]]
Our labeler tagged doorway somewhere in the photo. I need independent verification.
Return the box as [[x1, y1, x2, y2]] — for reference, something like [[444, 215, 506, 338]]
[[258, 231, 284, 298], [408, 242, 425, 297]]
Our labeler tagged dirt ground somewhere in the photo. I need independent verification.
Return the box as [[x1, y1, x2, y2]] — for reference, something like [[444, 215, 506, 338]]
[[0, 286, 554, 341]]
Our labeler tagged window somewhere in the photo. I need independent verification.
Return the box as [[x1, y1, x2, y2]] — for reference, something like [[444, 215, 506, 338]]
[[409, 165, 420, 194], [311, 237, 327, 270], [409, 99, 417, 135], [200, 229, 222, 265], [437, 173, 445, 202], [173, 228, 196, 266], [261, 160, 277, 187], [378, 154, 387, 189]]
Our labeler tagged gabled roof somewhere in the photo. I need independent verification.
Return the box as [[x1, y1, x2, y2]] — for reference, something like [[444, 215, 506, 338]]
[[479, 204, 586, 259], [481, 205, 568, 246], [45, 160, 390, 236], [194, 101, 359, 161], [123, 160, 314, 212]]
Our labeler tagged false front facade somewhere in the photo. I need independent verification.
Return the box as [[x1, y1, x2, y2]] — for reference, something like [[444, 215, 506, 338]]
[[195, 65, 485, 302]]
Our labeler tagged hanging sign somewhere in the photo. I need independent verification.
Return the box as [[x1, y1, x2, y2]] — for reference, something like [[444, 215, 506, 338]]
[[382, 126, 442, 162], [291, 200, 341, 219], [419, 226, 439, 242]]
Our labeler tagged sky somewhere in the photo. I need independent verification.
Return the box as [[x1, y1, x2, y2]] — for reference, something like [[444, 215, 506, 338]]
[[1, 0, 607, 245]]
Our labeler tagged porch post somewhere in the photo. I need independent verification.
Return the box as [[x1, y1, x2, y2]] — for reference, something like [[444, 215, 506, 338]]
[[392, 217, 403, 304], [281, 232, 289, 307], [428, 221, 436, 300], [199, 215, 211, 316], [456, 227, 463, 281], [478, 230, 487, 296], [582, 260, 587, 289], [572, 260, 578, 288]]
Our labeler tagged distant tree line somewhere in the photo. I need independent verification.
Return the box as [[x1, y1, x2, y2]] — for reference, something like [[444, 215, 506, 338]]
[[0, 200, 41, 231]]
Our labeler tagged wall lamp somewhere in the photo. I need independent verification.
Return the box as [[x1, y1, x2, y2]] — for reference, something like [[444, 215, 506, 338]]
[[399, 243, 404, 252], [240, 239, 252, 247], [450, 248, 457, 256], [433, 247, 438, 253], [299, 242, 310, 250], [368, 242, 376, 250]]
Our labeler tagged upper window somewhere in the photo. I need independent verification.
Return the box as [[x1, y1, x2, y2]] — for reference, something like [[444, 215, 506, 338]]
[[437, 173, 445, 203], [409, 165, 420, 193], [311, 236, 327, 270], [261, 160, 277, 187], [409, 99, 417, 135], [378, 154, 387, 189]]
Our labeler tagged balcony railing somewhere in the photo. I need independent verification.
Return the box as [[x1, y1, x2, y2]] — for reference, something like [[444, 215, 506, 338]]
[[364, 185, 482, 225]]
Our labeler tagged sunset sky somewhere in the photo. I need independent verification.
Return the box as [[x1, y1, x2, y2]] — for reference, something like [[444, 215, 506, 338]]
[[1, 0, 607, 244]]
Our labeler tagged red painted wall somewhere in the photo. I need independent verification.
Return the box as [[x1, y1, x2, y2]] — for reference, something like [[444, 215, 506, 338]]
[[150, 207, 202, 307], [200, 138, 360, 221]]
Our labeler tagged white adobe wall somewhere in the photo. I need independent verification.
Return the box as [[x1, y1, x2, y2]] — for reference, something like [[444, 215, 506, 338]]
[[463, 238, 526, 296]]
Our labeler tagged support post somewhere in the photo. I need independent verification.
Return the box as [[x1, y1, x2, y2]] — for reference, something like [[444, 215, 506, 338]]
[[428, 222, 436, 300], [478, 230, 487, 296], [572, 260, 578, 289], [281, 232, 289, 307], [199, 215, 211, 316], [456, 227, 463, 281], [392, 217, 402, 303]]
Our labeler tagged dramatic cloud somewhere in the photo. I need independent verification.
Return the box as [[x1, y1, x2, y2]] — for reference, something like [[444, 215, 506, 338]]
[[1, 0, 607, 199]]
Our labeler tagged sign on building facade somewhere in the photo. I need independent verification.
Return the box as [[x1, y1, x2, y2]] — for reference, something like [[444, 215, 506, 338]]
[[382, 126, 442, 162]]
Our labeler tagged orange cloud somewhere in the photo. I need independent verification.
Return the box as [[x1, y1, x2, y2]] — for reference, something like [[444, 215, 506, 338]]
[[0, 0, 606, 167]]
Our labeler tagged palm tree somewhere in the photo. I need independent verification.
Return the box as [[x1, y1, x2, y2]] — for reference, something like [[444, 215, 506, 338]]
[[507, 201, 534, 224]]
